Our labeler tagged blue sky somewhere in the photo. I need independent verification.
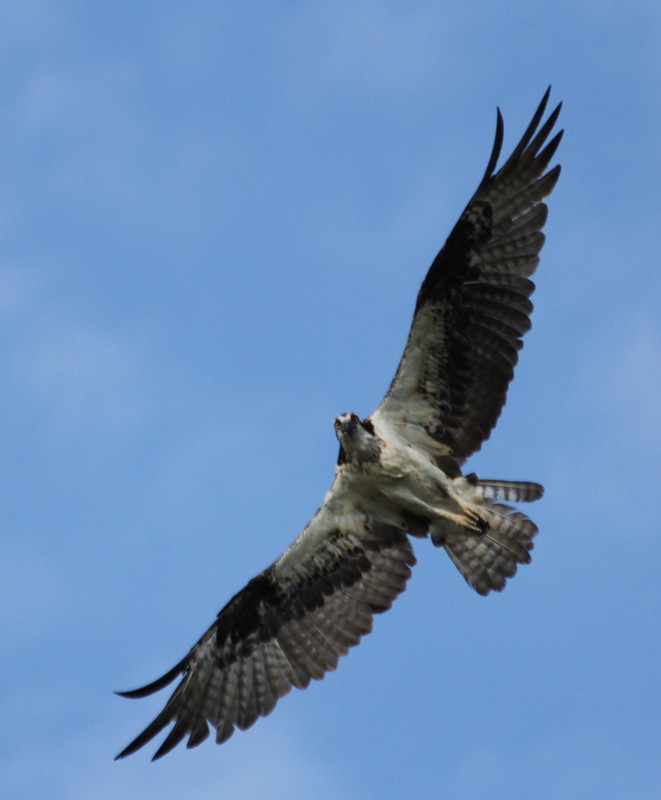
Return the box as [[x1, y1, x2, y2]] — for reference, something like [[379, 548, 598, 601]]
[[1, 2, 659, 798]]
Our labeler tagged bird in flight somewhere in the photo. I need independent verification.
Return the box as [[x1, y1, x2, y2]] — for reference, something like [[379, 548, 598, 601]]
[[116, 89, 562, 761]]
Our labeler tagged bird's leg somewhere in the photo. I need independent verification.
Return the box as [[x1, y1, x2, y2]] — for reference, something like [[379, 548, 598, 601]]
[[431, 506, 488, 534], [430, 470, 490, 534]]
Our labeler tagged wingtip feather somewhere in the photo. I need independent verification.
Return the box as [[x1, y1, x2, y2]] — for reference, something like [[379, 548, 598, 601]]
[[115, 657, 188, 699], [115, 708, 175, 760]]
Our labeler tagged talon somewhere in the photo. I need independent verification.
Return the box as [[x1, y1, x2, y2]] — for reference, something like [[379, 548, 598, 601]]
[[469, 514, 489, 535]]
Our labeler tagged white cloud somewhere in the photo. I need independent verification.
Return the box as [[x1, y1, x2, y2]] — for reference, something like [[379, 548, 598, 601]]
[[283, 2, 447, 92], [3, 710, 350, 800], [0, 264, 37, 314], [0, 536, 70, 646], [439, 722, 659, 800], [9, 310, 154, 443], [600, 312, 661, 448]]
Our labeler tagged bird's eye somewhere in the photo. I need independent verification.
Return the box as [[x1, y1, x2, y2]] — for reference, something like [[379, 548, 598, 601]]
[[334, 419, 342, 430]]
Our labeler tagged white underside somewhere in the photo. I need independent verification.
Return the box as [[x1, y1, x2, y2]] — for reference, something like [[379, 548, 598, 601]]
[[341, 424, 486, 536]]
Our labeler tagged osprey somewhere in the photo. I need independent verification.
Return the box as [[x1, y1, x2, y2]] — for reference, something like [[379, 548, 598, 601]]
[[116, 89, 562, 760]]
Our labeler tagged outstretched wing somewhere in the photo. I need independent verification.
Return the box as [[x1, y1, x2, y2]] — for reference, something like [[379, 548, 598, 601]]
[[371, 88, 562, 474], [115, 477, 416, 760]]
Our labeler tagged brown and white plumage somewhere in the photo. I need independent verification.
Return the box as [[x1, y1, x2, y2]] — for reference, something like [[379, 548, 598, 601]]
[[116, 489, 415, 759], [372, 88, 562, 470], [116, 89, 562, 759]]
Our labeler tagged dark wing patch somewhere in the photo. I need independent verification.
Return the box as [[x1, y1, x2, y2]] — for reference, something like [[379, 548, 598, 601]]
[[115, 518, 415, 760], [373, 88, 562, 468]]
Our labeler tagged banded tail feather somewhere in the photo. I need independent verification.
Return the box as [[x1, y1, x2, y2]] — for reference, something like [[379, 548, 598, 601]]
[[469, 476, 544, 503], [432, 479, 541, 595]]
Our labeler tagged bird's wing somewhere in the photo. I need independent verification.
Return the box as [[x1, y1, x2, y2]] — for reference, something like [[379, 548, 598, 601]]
[[371, 88, 562, 474], [115, 475, 416, 760]]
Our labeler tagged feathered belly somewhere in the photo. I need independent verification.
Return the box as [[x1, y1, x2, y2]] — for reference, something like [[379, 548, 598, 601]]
[[346, 451, 461, 530]]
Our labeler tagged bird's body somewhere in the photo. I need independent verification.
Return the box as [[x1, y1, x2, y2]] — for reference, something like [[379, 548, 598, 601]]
[[116, 89, 563, 760], [335, 413, 475, 535], [334, 411, 542, 592]]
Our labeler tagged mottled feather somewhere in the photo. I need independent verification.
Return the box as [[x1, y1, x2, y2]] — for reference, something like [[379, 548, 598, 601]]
[[373, 87, 562, 473], [116, 481, 416, 760]]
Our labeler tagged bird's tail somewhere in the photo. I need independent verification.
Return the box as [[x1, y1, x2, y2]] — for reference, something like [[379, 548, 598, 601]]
[[472, 478, 543, 504], [431, 477, 543, 595]]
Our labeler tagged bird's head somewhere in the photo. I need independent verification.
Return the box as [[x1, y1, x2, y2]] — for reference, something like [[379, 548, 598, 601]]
[[334, 413, 380, 465]]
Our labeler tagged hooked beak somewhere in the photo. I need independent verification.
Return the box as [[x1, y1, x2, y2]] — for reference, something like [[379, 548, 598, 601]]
[[341, 418, 357, 437]]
